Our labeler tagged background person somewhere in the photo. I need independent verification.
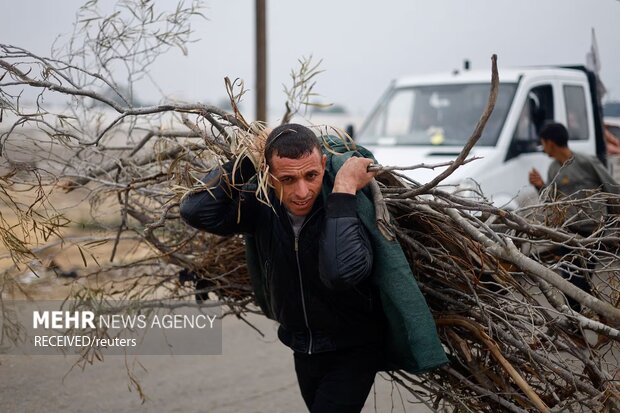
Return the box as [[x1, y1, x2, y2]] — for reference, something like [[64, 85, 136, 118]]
[[529, 122, 620, 311]]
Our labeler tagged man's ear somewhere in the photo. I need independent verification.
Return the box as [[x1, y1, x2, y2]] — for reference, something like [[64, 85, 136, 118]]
[[321, 154, 327, 171], [267, 172, 278, 188], [268, 173, 283, 200]]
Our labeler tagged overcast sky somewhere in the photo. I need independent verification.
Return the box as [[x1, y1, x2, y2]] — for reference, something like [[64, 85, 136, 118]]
[[2, 0, 619, 122]]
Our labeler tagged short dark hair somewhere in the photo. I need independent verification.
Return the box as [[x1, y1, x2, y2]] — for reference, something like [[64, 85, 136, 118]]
[[264, 123, 321, 166], [539, 122, 569, 147]]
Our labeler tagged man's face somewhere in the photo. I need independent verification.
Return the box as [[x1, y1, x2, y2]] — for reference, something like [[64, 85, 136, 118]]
[[268, 148, 327, 216], [540, 138, 553, 157]]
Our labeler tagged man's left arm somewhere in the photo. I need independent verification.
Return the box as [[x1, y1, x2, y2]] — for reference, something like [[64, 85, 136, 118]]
[[590, 156, 620, 195], [319, 157, 376, 290], [319, 193, 374, 290], [588, 156, 620, 214]]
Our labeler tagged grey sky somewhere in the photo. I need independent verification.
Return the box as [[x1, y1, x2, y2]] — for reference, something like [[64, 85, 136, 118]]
[[2, 0, 619, 121]]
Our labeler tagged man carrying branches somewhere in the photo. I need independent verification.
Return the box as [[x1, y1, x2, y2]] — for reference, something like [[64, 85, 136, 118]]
[[529, 121, 620, 311], [180, 123, 446, 412]]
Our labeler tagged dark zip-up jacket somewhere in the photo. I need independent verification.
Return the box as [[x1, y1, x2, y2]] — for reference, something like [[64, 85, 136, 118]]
[[180, 157, 383, 354]]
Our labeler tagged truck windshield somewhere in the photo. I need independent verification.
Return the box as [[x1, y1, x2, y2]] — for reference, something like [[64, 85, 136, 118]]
[[357, 83, 517, 147]]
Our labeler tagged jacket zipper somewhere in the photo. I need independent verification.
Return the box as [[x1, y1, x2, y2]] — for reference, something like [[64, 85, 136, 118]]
[[290, 207, 321, 355], [294, 236, 312, 354]]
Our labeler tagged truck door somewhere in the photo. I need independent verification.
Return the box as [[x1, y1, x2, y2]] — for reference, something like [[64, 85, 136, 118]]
[[561, 83, 596, 156]]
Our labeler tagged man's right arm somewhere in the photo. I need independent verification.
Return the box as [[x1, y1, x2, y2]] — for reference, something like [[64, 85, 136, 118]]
[[180, 157, 257, 235], [529, 168, 545, 192]]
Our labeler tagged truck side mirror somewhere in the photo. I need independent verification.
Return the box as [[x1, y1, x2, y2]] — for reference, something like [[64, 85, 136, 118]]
[[346, 124, 355, 140], [506, 138, 541, 161]]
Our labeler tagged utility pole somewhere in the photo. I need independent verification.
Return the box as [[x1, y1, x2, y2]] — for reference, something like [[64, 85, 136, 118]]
[[255, 0, 267, 122]]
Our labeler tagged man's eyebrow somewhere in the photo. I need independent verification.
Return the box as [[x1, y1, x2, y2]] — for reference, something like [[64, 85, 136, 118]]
[[274, 172, 296, 180], [274, 169, 320, 180]]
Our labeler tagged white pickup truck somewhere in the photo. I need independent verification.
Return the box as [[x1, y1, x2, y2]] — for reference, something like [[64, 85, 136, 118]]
[[355, 66, 607, 209]]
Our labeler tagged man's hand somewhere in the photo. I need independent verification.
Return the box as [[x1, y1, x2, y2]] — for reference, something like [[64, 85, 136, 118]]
[[529, 168, 544, 190], [333, 157, 376, 194]]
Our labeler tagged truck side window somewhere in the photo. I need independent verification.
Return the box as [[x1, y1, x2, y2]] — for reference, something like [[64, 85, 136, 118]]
[[513, 85, 554, 143], [564, 85, 589, 141], [507, 85, 554, 161], [514, 100, 537, 142]]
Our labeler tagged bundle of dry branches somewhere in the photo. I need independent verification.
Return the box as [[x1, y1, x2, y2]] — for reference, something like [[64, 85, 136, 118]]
[[381, 182, 620, 412], [1, 2, 619, 411]]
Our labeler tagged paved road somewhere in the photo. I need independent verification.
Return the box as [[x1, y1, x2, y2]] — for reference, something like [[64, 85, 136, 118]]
[[0, 314, 431, 413]]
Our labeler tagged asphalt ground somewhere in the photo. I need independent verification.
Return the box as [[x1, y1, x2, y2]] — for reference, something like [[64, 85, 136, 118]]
[[0, 314, 431, 413]]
